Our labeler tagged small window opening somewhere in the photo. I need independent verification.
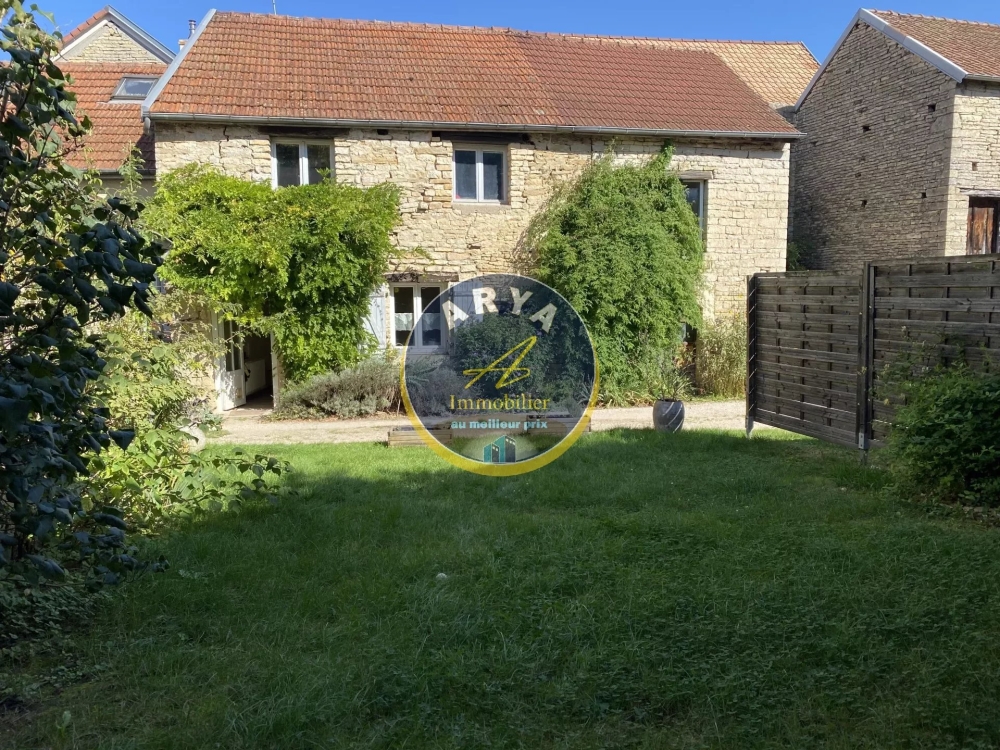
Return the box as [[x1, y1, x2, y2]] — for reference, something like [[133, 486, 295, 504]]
[[861, 200, 868, 208], [972, 162, 978, 172], [921, 192, 927, 199], [928, 103, 936, 113], [112, 77, 157, 100], [376, 129, 389, 136], [862, 125, 871, 133]]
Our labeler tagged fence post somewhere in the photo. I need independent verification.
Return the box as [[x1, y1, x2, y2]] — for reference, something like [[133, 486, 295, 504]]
[[856, 262, 875, 455], [745, 273, 757, 438]]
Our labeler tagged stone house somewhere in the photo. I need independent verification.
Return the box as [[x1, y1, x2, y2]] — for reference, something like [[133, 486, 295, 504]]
[[791, 9, 1000, 271], [140, 10, 816, 408], [57, 6, 175, 193]]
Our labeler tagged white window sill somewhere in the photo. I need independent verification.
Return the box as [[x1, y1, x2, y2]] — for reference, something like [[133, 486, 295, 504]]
[[451, 201, 510, 214]]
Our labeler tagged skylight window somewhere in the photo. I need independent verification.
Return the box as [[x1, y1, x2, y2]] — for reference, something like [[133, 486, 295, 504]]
[[112, 77, 157, 100]]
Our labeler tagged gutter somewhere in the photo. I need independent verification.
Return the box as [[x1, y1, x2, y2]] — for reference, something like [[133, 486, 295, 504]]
[[143, 112, 804, 141]]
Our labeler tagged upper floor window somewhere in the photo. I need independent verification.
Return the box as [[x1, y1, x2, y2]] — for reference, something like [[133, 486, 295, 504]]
[[272, 142, 333, 187], [112, 76, 157, 101], [453, 147, 506, 203], [682, 180, 705, 229]]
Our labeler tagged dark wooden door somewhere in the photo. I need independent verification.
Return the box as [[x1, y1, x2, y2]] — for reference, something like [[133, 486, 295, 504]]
[[967, 198, 1000, 254]]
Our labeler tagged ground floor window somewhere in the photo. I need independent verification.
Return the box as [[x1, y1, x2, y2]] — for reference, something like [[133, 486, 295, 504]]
[[967, 197, 1000, 254], [391, 284, 444, 349]]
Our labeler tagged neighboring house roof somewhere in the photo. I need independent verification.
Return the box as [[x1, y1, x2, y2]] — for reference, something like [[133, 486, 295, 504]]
[[62, 62, 166, 173], [868, 10, 1000, 80], [144, 12, 801, 139], [58, 5, 174, 64], [797, 8, 1000, 110], [573, 37, 817, 109]]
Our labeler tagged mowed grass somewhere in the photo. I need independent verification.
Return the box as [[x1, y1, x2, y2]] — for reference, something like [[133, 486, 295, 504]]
[[8, 430, 1000, 749]]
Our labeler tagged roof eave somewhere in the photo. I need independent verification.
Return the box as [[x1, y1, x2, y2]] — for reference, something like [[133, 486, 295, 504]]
[[965, 74, 1000, 85], [794, 8, 968, 112], [144, 112, 803, 140]]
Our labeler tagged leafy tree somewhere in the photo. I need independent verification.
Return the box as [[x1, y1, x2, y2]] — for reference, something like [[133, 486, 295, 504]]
[[526, 146, 703, 396], [0, 1, 165, 584], [146, 165, 401, 382]]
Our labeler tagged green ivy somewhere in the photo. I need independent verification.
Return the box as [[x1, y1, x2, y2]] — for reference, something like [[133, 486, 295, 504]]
[[145, 166, 401, 382], [526, 146, 703, 396]]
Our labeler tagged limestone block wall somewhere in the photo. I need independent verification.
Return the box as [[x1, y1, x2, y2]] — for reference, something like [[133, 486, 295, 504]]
[[944, 82, 1000, 255], [154, 123, 272, 182], [791, 21, 957, 272], [154, 123, 790, 318], [61, 22, 163, 64]]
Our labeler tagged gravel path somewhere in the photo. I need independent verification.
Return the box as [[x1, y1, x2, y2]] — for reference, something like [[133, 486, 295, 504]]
[[211, 399, 755, 445]]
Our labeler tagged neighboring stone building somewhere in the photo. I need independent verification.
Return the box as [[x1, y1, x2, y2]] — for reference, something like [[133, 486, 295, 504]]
[[57, 6, 174, 192], [791, 9, 1000, 271], [142, 11, 816, 408]]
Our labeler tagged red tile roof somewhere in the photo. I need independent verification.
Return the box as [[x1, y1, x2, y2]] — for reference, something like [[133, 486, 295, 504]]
[[148, 13, 800, 137], [62, 62, 165, 172], [572, 37, 817, 109], [870, 10, 1000, 80]]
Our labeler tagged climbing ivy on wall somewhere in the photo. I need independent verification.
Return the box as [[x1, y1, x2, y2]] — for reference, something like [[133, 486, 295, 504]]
[[526, 146, 704, 397], [145, 165, 400, 382]]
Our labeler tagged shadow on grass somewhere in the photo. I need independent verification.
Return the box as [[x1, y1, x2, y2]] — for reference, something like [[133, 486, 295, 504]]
[[12, 430, 1000, 750]]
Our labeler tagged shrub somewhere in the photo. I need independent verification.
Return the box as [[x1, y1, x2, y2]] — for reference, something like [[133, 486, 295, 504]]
[[886, 364, 1000, 506], [600, 348, 693, 406], [273, 352, 400, 419], [696, 315, 746, 398], [527, 146, 703, 398], [90, 303, 289, 530], [146, 166, 401, 382]]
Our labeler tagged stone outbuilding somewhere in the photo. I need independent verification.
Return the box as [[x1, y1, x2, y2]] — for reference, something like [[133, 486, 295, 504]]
[[140, 10, 818, 408], [791, 9, 1000, 271], [58, 6, 174, 192]]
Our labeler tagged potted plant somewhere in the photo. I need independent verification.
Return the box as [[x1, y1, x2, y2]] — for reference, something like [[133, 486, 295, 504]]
[[649, 350, 693, 433]]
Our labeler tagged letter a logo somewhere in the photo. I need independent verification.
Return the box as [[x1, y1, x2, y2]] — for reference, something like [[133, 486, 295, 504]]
[[462, 336, 536, 390]]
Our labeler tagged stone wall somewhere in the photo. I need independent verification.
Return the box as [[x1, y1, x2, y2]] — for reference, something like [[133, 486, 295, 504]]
[[944, 81, 1000, 255], [61, 22, 163, 64], [791, 21, 957, 272], [154, 123, 790, 318]]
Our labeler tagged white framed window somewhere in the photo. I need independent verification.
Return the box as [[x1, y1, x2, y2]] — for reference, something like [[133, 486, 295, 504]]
[[390, 284, 445, 351], [453, 147, 506, 203], [271, 142, 333, 187], [681, 180, 706, 230]]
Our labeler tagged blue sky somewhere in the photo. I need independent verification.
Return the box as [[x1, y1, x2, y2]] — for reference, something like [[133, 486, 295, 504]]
[[50, 0, 1000, 64]]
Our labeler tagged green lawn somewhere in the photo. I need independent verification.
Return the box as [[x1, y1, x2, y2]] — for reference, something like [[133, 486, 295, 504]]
[[7, 430, 1000, 749]]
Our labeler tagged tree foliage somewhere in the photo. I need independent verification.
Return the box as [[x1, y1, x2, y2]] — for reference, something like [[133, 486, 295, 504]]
[[527, 146, 703, 395], [0, 1, 166, 587], [145, 165, 401, 382]]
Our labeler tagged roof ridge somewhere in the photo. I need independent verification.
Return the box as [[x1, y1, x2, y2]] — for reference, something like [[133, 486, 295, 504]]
[[211, 10, 810, 47], [871, 8, 1000, 30]]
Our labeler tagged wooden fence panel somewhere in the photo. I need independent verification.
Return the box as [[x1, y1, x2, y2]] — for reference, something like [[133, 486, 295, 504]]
[[866, 257, 1000, 446], [748, 255, 1000, 452], [747, 271, 862, 448]]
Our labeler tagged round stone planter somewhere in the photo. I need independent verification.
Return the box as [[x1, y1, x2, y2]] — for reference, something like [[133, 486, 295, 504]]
[[652, 399, 685, 433]]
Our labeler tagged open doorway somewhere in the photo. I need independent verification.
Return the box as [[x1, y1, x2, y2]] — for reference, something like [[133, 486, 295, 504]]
[[213, 314, 274, 411]]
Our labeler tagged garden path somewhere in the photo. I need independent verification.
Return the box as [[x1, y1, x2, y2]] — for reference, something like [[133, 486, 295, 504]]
[[211, 400, 762, 445]]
